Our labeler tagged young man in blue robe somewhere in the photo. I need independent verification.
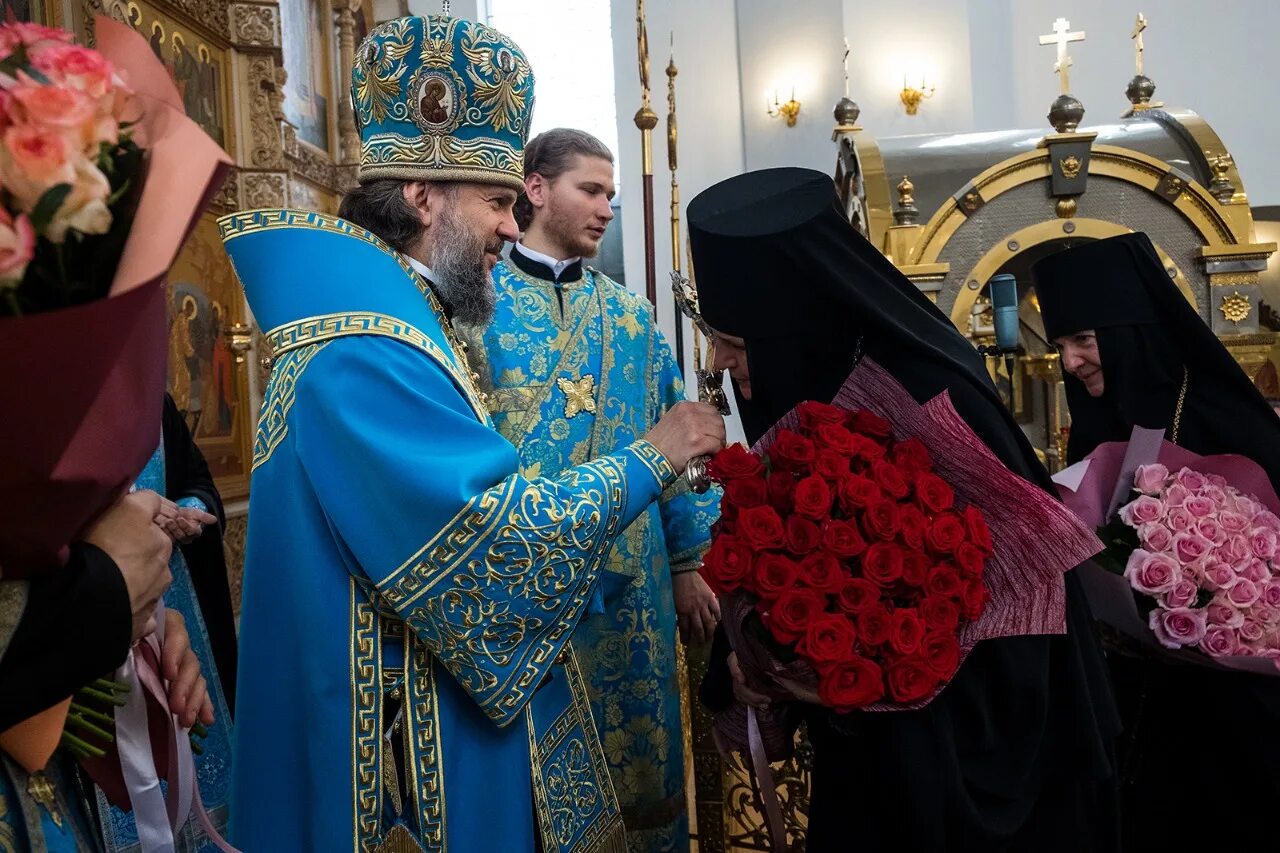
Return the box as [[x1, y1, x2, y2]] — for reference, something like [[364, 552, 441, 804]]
[[219, 14, 725, 853], [462, 129, 720, 852]]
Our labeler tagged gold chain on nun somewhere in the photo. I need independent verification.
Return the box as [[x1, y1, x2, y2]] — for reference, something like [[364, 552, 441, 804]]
[[1171, 365, 1188, 444]]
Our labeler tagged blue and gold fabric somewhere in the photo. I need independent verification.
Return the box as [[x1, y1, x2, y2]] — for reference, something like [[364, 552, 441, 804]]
[[220, 209, 675, 852], [351, 15, 534, 190], [464, 255, 719, 852]]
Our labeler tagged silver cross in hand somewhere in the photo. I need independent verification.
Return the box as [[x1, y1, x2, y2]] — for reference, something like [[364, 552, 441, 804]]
[[672, 270, 731, 493]]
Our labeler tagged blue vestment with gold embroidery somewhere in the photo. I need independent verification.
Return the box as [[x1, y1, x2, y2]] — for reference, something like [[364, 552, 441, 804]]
[[220, 211, 676, 853], [466, 256, 718, 851]]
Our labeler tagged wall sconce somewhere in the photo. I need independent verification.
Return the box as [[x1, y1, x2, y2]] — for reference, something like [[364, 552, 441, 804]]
[[766, 88, 801, 127], [899, 75, 936, 116]]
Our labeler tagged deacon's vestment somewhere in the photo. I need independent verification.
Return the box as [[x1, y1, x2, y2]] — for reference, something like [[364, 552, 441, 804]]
[[466, 247, 717, 849], [222, 211, 675, 852]]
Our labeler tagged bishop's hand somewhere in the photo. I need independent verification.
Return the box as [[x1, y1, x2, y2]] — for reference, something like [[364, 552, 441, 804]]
[[644, 401, 725, 473]]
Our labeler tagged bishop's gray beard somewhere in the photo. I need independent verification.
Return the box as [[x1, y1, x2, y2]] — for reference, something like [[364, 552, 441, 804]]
[[429, 205, 496, 328]]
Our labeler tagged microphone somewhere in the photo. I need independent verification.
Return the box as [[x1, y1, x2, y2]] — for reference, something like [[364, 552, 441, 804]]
[[989, 273, 1019, 352]]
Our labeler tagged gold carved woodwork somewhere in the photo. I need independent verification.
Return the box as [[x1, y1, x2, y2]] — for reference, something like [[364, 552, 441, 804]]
[[1220, 292, 1252, 325], [230, 3, 278, 47], [1059, 154, 1082, 179]]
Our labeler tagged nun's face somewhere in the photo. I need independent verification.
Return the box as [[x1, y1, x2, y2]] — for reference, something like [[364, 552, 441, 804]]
[[710, 330, 752, 400], [1054, 330, 1104, 397]]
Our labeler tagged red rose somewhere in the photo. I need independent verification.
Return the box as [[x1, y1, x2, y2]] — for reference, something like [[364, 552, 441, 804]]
[[754, 552, 801, 601], [921, 594, 961, 632], [850, 434, 887, 462], [814, 450, 851, 481], [902, 551, 931, 587], [768, 473, 797, 514], [836, 577, 881, 614], [794, 475, 834, 520], [709, 443, 764, 481], [765, 588, 827, 645], [871, 460, 910, 500], [890, 607, 926, 656], [862, 542, 904, 587], [739, 505, 786, 550], [862, 498, 901, 542], [797, 612, 858, 669], [818, 655, 885, 711], [922, 631, 961, 680], [914, 472, 955, 514], [799, 551, 847, 594], [887, 658, 940, 703], [725, 476, 768, 509], [785, 515, 823, 555], [961, 578, 990, 620], [815, 423, 860, 456], [838, 475, 881, 513], [925, 563, 963, 600], [700, 534, 753, 593], [891, 437, 933, 477], [797, 401, 847, 428], [857, 604, 893, 646], [822, 519, 867, 559], [963, 505, 994, 556], [925, 512, 967, 555], [848, 409, 892, 439], [954, 541, 986, 579], [771, 429, 816, 470], [898, 505, 927, 550]]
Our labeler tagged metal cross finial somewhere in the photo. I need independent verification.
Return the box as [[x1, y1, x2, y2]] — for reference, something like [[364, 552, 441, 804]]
[[670, 270, 730, 492], [1132, 12, 1148, 75], [1038, 17, 1085, 95], [441, 0, 451, 15], [843, 38, 850, 98]]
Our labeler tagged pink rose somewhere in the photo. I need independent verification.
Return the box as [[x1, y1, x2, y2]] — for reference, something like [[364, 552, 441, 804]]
[[1199, 485, 1227, 506], [1252, 606, 1280, 627], [1242, 558, 1273, 585], [1231, 494, 1262, 520], [1138, 522, 1174, 553], [1232, 642, 1257, 657], [1120, 495, 1166, 527], [1255, 510, 1280, 534], [1124, 550, 1180, 596], [1133, 463, 1169, 495], [1173, 468, 1208, 492], [1164, 484, 1191, 509], [1184, 496, 1216, 519], [1160, 578, 1199, 610], [1172, 533, 1212, 567], [1196, 517, 1227, 546], [1207, 598, 1246, 628], [1203, 559, 1236, 591], [0, 123, 74, 210], [1205, 473, 1228, 490], [1249, 528, 1279, 561], [1227, 578, 1262, 609], [7, 79, 94, 149], [1240, 618, 1266, 643], [1220, 535, 1251, 568], [0, 207, 34, 285], [1263, 580, 1280, 609], [1202, 626, 1235, 657], [1166, 507, 1195, 533], [1149, 606, 1208, 649], [1220, 511, 1251, 535], [30, 43, 118, 100]]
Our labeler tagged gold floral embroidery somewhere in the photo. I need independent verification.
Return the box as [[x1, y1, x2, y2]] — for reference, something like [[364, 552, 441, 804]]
[[557, 375, 597, 418]]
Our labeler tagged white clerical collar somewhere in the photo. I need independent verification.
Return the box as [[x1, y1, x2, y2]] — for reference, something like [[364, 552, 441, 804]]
[[514, 241, 580, 279], [406, 256, 436, 282]]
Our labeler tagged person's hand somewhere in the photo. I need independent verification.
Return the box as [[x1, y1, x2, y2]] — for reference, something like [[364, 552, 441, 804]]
[[728, 651, 771, 710], [154, 498, 217, 545], [160, 608, 214, 730], [82, 490, 173, 641], [674, 571, 720, 645], [643, 401, 726, 473]]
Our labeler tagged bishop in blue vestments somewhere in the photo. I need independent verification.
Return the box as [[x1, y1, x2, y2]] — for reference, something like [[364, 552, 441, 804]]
[[221, 15, 724, 853]]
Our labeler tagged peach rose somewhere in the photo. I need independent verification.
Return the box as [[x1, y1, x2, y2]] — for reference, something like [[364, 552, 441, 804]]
[[0, 123, 75, 211], [0, 206, 34, 287], [45, 158, 111, 243]]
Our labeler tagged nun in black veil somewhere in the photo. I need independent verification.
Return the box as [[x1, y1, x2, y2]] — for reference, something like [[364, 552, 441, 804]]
[[1032, 232, 1280, 850], [688, 167, 1119, 852]]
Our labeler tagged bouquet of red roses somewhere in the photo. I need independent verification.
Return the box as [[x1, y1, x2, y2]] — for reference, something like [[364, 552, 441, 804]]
[[703, 357, 1104, 762]]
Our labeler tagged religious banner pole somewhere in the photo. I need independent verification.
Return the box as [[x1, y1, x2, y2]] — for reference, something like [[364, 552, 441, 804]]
[[666, 34, 686, 371], [635, 0, 659, 309]]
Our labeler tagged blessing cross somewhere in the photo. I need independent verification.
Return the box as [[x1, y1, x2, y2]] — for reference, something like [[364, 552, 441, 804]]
[[1039, 17, 1085, 95], [1132, 12, 1148, 75]]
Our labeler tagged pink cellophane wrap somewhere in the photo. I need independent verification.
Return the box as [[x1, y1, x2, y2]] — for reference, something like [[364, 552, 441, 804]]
[[0, 16, 232, 577], [1054, 426, 1280, 677], [716, 357, 1103, 760]]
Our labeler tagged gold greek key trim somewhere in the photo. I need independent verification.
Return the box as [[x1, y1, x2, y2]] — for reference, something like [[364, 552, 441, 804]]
[[218, 208, 419, 281], [630, 439, 676, 488], [264, 312, 488, 423], [407, 638, 445, 850], [253, 342, 330, 472], [351, 581, 382, 852]]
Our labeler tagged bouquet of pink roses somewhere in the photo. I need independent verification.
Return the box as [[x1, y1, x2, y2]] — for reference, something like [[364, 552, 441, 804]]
[[1056, 427, 1280, 673]]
